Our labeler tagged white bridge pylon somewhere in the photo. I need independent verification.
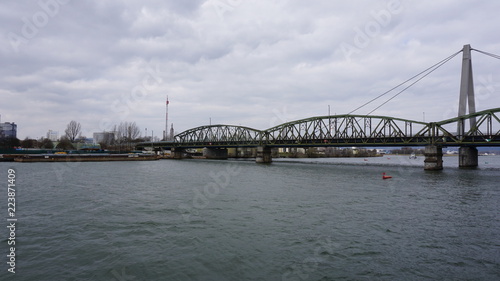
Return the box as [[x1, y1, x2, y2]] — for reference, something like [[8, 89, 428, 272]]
[[458, 44, 477, 136]]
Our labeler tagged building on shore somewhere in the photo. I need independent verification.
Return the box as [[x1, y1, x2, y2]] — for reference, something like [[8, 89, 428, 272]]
[[93, 132, 115, 145], [0, 122, 17, 139], [47, 130, 59, 141]]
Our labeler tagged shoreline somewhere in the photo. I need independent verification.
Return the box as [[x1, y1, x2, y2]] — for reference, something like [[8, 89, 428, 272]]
[[1, 154, 159, 162]]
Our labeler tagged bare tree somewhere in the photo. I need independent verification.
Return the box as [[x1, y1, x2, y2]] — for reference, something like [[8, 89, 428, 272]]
[[126, 122, 141, 141], [116, 122, 140, 141], [114, 122, 141, 151], [65, 120, 81, 142]]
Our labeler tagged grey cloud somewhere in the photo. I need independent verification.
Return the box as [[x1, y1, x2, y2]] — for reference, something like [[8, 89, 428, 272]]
[[1, 0, 499, 139]]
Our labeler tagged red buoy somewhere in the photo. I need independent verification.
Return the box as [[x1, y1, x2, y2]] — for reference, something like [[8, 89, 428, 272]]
[[382, 172, 392, 179]]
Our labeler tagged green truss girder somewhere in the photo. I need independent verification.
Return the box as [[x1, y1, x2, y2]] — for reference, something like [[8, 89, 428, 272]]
[[154, 108, 500, 148]]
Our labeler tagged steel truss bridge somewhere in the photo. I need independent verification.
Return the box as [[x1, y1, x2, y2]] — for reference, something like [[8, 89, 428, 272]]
[[136, 45, 499, 169], [139, 107, 500, 149]]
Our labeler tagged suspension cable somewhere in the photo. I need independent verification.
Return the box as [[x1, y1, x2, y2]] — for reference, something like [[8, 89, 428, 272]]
[[366, 50, 462, 115], [472, 48, 500, 60], [348, 50, 462, 115]]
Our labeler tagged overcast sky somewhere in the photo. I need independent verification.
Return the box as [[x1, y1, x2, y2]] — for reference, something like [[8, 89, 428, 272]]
[[1, 0, 499, 140]]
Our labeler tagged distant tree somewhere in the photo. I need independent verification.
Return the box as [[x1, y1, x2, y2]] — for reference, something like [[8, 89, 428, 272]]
[[21, 138, 40, 148], [39, 138, 54, 149], [13, 138, 21, 148], [65, 120, 81, 142], [114, 122, 141, 151], [56, 137, 75, 150], [98, 142, 108, 150], [391, 147, 424, 155], [0, 137, 20, 149], [120, 122, 141, 141], [306, 147, 320, 158], [104, 132, 115, 145]]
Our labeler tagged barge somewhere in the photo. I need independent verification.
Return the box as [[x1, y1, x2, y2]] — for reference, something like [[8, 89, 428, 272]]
[[1, 153, 159, 162]]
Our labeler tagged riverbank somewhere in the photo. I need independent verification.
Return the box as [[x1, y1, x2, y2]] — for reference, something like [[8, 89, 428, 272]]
[[1, 153, 159, 162]]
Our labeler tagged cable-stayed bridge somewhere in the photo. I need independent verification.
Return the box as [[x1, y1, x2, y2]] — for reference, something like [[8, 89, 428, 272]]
[[137, 45, 500, 170]]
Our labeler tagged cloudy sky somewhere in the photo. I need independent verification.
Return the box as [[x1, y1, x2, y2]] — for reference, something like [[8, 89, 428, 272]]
[[1, 0, 499, 140]]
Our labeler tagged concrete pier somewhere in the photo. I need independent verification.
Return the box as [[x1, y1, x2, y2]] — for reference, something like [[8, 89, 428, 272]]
[[172, 148, 185, 159], [424, 145, 443, 170], [203, 148, 228, 160], [256, 146, 272, 163], [459, 146, 478, 168]]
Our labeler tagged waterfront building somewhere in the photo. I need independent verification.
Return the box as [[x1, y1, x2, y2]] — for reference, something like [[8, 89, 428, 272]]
[[47, 130, 59, 141], [0, 122, 17, 139], [93, 132, 115, 145]]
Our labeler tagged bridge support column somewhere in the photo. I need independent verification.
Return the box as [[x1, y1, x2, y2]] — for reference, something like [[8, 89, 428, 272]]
[[459, 146, 478, 168], [256, 146, 272, 164], [203, 148, 228, 160], [424, 145, 443, 171], [171, 148, 185, 159]]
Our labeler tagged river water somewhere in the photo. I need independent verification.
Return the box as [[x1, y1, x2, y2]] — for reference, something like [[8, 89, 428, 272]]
[[2, 155, 499, 280]]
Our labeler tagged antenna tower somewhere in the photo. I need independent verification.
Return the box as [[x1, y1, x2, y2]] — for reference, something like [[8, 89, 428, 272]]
[[165, 96, 169, 140]]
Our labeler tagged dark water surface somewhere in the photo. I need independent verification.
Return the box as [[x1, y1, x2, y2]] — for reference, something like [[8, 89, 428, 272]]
[[2, 156, 499, 280]]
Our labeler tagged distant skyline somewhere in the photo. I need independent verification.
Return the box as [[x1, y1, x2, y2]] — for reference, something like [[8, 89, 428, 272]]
[[1, 0, 500, 139]]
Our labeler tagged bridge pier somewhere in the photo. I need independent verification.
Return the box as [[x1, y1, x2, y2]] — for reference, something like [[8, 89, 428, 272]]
[[424, 145, 443, 170], [459, 146, 478, 168], [256, 146, 272, 163], [171, 147, 185, 159], [203, 148, 228, 160]]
